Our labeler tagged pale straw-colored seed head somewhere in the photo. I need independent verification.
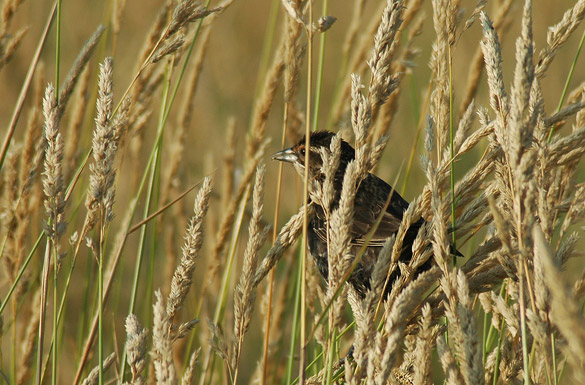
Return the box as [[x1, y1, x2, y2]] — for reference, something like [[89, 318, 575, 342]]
[[80, 352, 116, 385], [167, 176, 213, 320], [125, 313, 148, 378], [42, 83, 65, 240]]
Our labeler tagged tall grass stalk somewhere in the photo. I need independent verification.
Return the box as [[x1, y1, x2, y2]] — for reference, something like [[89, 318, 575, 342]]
[[119, 9, 209, 379], [261, 101, 289, 385], [0, 3, 57, 171], [311, 0, 329, 133], [448, 46, 456, 263], [120, 62, 172, 381], [286, 253, 303, 385], [300, 1, 315, 383], [52, 3, 61, 383]]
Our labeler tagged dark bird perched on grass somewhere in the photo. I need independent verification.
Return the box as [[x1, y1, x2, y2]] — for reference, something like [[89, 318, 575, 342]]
[[273, 130, 460, 298]]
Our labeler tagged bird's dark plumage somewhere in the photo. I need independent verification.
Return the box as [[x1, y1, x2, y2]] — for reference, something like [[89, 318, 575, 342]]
[[273, 131, 447, 298]]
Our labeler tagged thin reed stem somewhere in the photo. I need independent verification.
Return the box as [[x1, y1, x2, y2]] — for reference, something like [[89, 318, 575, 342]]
[[121, 61, 171, 380], [253, 0, 280, 102], [120, 11, 208, 379], [286, 254, 303, 385], [0, 2, 57, 171], [551, 333, 558, 385], [325, 327, 337, 385], [261, 98, 290, 385], [401, 77, 432, 195], [548, 26, 585, 142], [98, 211, 104, 385], [448, 46, 457, 263], [311, 0, 329, 132], [36, 241, 51, 385], [492, 317, 505, 385], [51, 242, 58, 385], [299, 2, 314, 383], [519, 276, 531, 385], [199, 186, 250, 385], [0, 233, 44, 315], [54, 0, 61, 102], [51, 7, 61, 383]]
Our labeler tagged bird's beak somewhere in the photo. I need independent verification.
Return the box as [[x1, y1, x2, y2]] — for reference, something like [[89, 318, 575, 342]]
[[272, 147, 297, 163]]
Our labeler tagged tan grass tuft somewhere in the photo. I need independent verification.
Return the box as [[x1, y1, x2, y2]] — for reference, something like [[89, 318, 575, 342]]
[[181, 348, 201, 385], [253, 204, 312, 287], [80, 352, 117, 385], [84, 57, 126, 232], [125, 314, 148, 384], [233, 165, 266, 376], [166, 176, 213, 320], [152, 290, 177, 385], [42, 83, 65, 241], [367, 0, 404, 111], [57, 24, 105, 116]]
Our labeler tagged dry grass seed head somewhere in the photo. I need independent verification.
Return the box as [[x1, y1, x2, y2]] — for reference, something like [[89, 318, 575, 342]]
[[211, 145, 266, 280], [181, 348, 201, 385], [412, 303, 434, 385], [367, 0, 404, 110], [15, 288, 41, 385], [430, 0, 453, 152], [370, 268, 440, 383], [167, 1, 221, 37], [460, 0, 515, 115], [437, 336, 465, 385], [508, 0, 534, 171], [42, 83, 65, 241], [350, 74, 371, 173], [125, 313, 148, 380], [329, 160, 358, 284], [480, 11, 509, 147], [64, 65, 91, 177], [166, 176, 212, 320], [152, 290, 177, 384], [452, 271, 484, 385], [152, 29, 186, 63], [234, 165, 266, 358], [318, 133, 342, 213], [253, 203, 312, 288], [0, 20, 28, 71], [80, 352, 117, 385], [284, 2, 305, 104], [347, 287, 374, 382], [533, 225, 585, 380], [536, 0, 585, 77], [85, 57, 120, 231], [58, 25, 105, 117]]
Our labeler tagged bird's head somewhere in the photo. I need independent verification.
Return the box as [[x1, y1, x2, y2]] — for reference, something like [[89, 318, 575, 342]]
[[272, 130, 355, 180]]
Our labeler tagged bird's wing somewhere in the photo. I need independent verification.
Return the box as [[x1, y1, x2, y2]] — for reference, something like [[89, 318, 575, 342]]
[[309, 174, 417, 249], [350, 175, 411, 247], [310, 210, 402, 248], [350, 202, 405, 247]]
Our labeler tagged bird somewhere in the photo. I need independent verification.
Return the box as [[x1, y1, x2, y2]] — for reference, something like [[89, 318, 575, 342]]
[[272, 130, 454, 298]]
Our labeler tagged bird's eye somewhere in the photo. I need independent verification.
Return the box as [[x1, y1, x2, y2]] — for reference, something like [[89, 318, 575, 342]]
[[300, 148, 306, 156]]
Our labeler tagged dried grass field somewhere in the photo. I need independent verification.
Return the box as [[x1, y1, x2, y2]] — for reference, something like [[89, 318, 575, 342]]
[[1, 0, 585, 384]]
